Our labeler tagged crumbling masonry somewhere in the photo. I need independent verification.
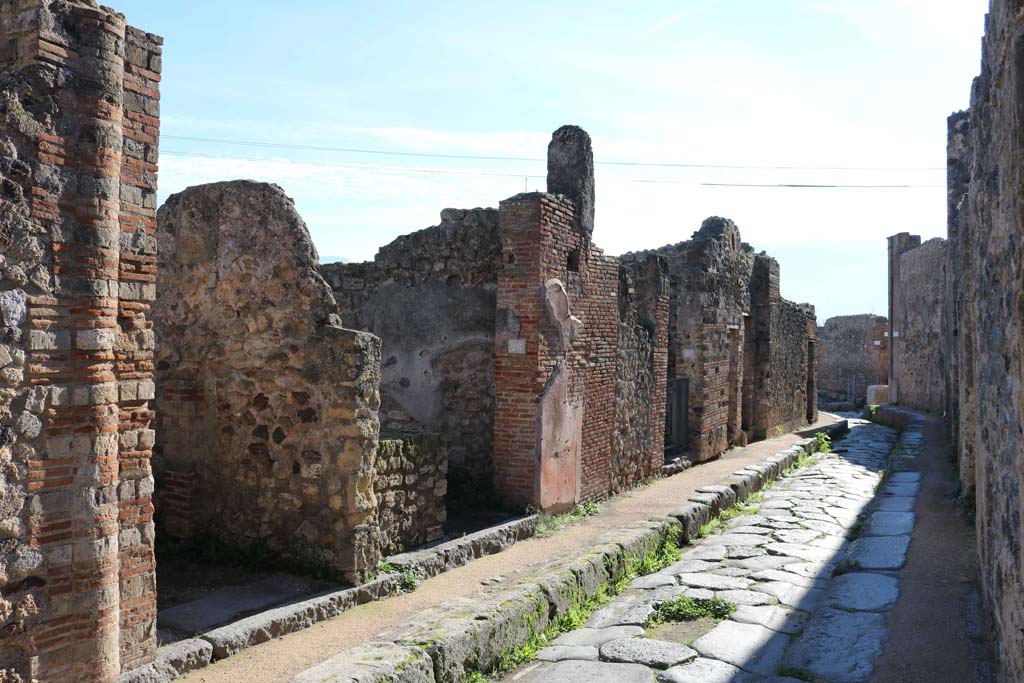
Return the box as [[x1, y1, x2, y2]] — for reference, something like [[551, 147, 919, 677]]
[[817, 314, 889, 405], [0, 2, 162, 680]]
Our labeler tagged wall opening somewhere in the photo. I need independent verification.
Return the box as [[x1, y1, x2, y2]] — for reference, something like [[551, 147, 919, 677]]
[[665, 378, 689, 457], [806, 340, 816, 423]]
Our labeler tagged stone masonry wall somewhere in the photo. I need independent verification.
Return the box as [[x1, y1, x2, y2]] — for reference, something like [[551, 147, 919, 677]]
[[0, 2, 161, 681], [817, 314, 889, 403], [321, 209, 500, 497], [949, 2, 1024, 678], [375, 434, 447, 557], [153, 181, 383, 584], [633, 219, 755, 461], [891, 237, 947, 415], [613, 255, 669, 491]]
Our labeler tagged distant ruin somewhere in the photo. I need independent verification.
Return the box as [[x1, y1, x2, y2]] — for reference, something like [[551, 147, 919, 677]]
[[817, 314, 889, 405]]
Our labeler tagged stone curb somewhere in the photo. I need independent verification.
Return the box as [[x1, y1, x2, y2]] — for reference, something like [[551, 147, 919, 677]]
[[116, 515, 540, 683], [292, 420, 848, 683]]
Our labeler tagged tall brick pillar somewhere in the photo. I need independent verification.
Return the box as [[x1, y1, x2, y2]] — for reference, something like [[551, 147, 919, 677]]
[[0, 2, 161, 681]]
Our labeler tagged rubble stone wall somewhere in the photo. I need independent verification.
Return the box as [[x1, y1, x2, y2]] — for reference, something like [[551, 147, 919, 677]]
[[321, 209, 500, 495], [948, 2, 1024, 678], [375, 434, 447, 556], [0, 2, 161, 680], [891, 237, 947, 415], [818, 314, 889, 403], [153, 181, 383, 584]]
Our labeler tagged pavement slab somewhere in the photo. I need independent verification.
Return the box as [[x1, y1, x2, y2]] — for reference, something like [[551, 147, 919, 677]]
[[826, 572, 899, 612], [692, 621, 791, 675], [599, 637, 697, 669], [781, 608, 886, 683], [842, 535, 911, 570]]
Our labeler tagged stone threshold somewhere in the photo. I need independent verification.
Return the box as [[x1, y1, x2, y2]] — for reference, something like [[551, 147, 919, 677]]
[[118, 515, 539, 683], [290, 420, 849, 683]]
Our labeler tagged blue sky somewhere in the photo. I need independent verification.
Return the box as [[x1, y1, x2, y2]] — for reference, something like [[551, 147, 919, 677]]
[[120, 0, 988, 321]]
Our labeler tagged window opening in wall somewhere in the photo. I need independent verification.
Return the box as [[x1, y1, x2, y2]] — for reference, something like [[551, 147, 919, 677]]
[[567, 248, 581, 272]]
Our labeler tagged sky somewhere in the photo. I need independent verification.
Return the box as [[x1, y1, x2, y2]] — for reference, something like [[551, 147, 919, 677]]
[[119, 0, 989, 322]]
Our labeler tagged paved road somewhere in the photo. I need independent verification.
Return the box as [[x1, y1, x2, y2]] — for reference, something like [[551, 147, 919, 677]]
[[505, 419, 937, 683]]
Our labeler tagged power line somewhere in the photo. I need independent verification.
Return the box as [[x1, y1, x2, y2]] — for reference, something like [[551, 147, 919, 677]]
[[161, 134, 945, 172], [161, 150, 943, 189]]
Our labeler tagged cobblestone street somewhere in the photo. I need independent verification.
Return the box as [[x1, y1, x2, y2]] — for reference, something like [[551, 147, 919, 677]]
[[505, 420, 924, 683]]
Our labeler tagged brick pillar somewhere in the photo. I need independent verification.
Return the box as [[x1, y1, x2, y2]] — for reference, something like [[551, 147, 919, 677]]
[[0, 3, 160, 681]]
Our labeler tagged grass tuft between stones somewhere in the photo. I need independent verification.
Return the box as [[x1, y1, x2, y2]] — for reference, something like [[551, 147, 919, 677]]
[[649, 596, 736, 625]]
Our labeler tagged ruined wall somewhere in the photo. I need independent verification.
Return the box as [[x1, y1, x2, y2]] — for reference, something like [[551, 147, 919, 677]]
[[612, 255, 669, 491], [950, 2, 1024, 678], [493, 127, 669, 511], [154, 181, 383, 584], [891, 237, 946, 415], [748, 255, 818, 438], [0, 2, 161, 680], [632, 219, 754, 461], [817, 314, 889, 403], [887, 232, 921, 404], [375, 435, 447, 556], [945, 110, 971, 491], [321, 209, 500, 496]]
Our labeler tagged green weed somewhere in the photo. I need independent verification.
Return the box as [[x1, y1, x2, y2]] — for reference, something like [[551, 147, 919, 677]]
[[650, 596, 735, 625]]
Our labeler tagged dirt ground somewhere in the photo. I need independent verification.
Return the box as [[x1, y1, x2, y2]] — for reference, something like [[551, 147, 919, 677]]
[[178, 415, 838, 683]]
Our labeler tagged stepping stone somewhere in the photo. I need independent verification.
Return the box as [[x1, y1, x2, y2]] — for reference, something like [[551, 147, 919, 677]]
[[715, 589, 774, 606], [865, 512, 915, 537], [781, 608, 886, 682], [773, 529, 820, 545], [537, 645, 599, 662], [731, 604, 809, 635], [516, 659, 657, 683], [827, 572, 899, 612], [553, 626, 645, 647], [843, 536, 910, 570], [677, 573, 752, 591], [751, 582, 824, 611], [766, 542, 835, 563], [599, 637, 697, 669], [658, 657, 758, 683], [876, 497, 915, 512], [692, 620, 791, 675]]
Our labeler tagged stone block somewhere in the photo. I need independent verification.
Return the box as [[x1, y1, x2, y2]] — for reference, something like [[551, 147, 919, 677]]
[[866, 385, 889, 405]]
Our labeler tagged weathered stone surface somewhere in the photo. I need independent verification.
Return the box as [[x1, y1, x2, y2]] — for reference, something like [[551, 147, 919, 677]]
[[731, 604, 809, 635], [537, 645, 599, 662], [155, 181, 390, 582], [826, 572, 899, 612], [692, 621, 791, 675], [291, 642, 435, 683], [842, 536, 910, 571], [864, 511, 915, 537], [516, 660, 655, 683], [875, 497, 915, 512], [599, 637, 696, 669], [553, 626, 646, 647], [676, 573, 752, 591], [781, 608, 886, 683], [657, 657, 757, 683], [818, 314, 889, 404], [547, 125, 596, 247]]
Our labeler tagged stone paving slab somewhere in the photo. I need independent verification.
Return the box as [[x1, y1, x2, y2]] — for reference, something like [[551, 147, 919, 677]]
[[497, 419, 919, 683]]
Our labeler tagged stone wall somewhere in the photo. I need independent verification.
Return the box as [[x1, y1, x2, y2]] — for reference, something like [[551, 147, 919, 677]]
[[375, 434, 447, 556], [321, 209, 500, 496], [889, 236, 946, 415], [153, 181, 384, 584], [817, 314, 889, 403], [945, 2, 1024, 678], [0, 2, 161, 680], [493, 126, 670, 511]]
